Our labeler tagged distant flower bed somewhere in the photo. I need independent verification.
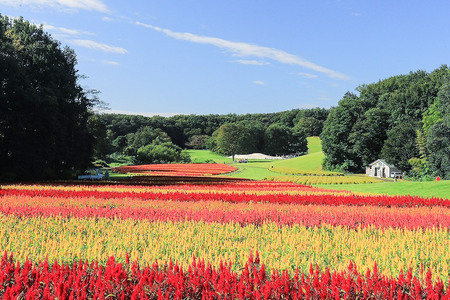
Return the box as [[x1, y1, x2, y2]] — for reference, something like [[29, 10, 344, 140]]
[[114, 163, 237, 177]]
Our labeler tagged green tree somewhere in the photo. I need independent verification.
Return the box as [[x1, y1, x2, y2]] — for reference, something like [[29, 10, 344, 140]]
[[348, 108, 390, 167], [321, 92, 363, 172], [215, 123, 256, 161], [0, 15, 98, 180], [381, 122, 419, 172], [264, 123, 307, 155], [136, 139, 191, 164], [127, 126, 171, 155], [426, 121, 450, 179], [293, 116, 323, 137], [185, 134, 210, 149]]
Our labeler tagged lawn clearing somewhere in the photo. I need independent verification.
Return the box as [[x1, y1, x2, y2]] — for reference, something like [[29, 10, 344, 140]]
[[318, 180, 450, 199]]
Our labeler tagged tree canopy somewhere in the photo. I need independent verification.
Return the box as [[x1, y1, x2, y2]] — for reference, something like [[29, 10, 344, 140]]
[[0, 15, 98, 180], [321, 65, 450, 178]]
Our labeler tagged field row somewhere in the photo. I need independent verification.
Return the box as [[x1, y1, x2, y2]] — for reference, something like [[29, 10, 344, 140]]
[[114, 163, 237, 176], [1, 195, 450, 229], [1, 252, 448, 299], [1, 215, 449, 279], [1, 186, 447, 208]]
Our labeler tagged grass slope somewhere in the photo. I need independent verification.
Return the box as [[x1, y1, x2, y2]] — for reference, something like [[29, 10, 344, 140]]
[[187, 137, 450, 199], [188, 137, 324, 180], [319, 180, 450, 200]]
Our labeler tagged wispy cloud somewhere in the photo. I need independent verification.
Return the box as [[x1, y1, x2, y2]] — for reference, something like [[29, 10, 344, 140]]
[[253, 80, 265, 85], [70, 39, 127, 54], [42, 24, 95, 36], [298, 72, 318, 79], [102, 60, 120, 66], [0, 0, 109, 12], [235, 59, 269, 66], [136, 22, 350, 80]]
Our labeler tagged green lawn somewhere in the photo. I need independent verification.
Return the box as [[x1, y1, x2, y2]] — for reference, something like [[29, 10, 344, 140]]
[[305, 136, 322, 154], [188, 137, 325, 179], [317, 180, 450, 200], [186, 138, 450, 200]]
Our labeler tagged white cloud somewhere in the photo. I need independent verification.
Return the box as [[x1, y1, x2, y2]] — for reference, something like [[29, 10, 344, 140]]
[[235, 59, 269, 66], [136, 22, 350, 80], [70, 39, 127, 54], [0, 0, 109, 12], [42, 24, 95, 36], [97, 109, 184, 117], [298, 72, 318, 79], [253, 80, 265, 85], [102, 60, 120, 66]]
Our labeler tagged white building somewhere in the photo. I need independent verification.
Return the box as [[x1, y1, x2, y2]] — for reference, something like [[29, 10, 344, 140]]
[[366, 159, 402, 178]]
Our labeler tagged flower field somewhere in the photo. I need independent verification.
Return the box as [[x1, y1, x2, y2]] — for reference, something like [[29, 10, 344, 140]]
[[114, 163, 238, 177], [1, 180, 449, 298]]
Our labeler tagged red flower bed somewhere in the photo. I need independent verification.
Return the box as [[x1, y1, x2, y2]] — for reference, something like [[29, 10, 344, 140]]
[[114, 163, 238, 177], [2, 199, 450, 229], [1, 187, 447, 208], [1, 252, 448, 299]]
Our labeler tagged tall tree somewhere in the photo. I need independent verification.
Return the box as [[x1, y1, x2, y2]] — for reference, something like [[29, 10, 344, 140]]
[[215, 123, 256, 161], [0, 15, 98, 180], [426, 121, 450, 179], [264, 123, 307, 155], [381, 122, 419, 172], [321, 92, 363, 172]]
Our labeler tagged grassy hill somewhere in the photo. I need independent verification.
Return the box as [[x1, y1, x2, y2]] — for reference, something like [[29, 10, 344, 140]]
[[187, 137, 449, 199], [188, 137, 324, 180]]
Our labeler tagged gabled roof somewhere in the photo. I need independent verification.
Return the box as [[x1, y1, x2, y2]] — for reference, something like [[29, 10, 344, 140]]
[[368, 159, 397, 168]]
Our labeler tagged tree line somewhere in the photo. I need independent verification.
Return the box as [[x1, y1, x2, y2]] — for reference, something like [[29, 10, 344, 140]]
[[321, 65, 450, 179], [95, 107, 328, 164]]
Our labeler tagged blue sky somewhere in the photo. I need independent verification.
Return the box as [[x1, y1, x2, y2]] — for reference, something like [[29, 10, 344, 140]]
[[1, 1, 449, 116]]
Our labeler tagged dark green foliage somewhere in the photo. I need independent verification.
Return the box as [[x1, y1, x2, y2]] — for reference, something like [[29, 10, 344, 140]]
[[293, 117, 323, 137], [185, 134, 210, 149], [349, 108, 390, 167], [426, 121, 450, 179], [0, 15, 97, 180], [97, 107, 329, 152], [381, 122, 419, 172], [215, 123, 256, 161], [264, 123, 307, 155], [321, 92, 363, 172], [321, 65, 450, 176], [136, 139, 191, 164]]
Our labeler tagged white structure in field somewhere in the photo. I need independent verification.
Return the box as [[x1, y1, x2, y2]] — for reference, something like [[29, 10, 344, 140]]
[[366, 159, 402, 178]]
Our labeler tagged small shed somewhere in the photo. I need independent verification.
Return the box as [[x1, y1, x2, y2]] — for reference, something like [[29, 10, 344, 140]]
[[366, 159, 401, 178]]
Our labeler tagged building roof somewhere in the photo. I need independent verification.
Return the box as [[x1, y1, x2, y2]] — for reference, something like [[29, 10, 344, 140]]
[[368, 159, 397, 168]]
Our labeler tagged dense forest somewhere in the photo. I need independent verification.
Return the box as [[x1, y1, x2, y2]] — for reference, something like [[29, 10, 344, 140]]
[[0, 15, 99, 180], [95, 108, 329, 164], [321, 65, 450, 179]]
